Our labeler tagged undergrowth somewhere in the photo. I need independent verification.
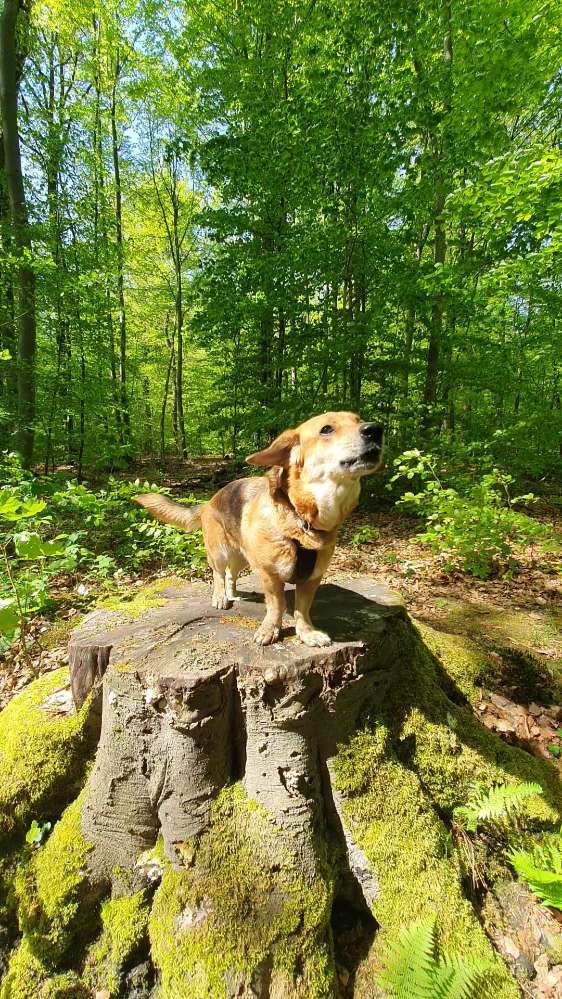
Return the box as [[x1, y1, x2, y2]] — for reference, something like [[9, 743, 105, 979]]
[[0, 452, 207, 652]]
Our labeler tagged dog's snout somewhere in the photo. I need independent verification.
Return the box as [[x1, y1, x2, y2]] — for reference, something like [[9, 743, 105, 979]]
[[360, 422, 384, 446]]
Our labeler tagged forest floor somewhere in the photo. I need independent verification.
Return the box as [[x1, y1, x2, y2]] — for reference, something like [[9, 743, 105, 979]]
[[2, 456, 561, 766]]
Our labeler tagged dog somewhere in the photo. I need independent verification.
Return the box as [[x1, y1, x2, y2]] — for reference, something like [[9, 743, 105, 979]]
[[133, 412, 383, 647]]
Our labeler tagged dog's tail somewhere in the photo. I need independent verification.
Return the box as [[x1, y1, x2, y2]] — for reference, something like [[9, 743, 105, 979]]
[[133, 493, 203, 532]]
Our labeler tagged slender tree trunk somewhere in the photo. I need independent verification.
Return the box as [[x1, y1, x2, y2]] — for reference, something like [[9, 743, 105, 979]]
[[76, 315, 86, 483], [110, 50, 131, 449], [160, 316, 173, 460], [422, 0, 453, 434], [276, 308, 285, 399], [0, 131, 17, 420], [172, 196, 187, 458], [92, 13, 120, 450], [45, 35, 75, 463], [0, 0, 36, 467]]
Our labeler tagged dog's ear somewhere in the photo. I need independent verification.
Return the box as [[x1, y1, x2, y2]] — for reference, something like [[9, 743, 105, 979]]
[[246, 430, 300, 467]]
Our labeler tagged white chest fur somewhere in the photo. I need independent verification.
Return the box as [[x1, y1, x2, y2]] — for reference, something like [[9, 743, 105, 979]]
[[306, 477, 361, 531]]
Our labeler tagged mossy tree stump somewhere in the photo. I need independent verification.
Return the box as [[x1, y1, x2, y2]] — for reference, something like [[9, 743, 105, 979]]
[[5, 574, 555, 999], [70, 577, 400, 889]]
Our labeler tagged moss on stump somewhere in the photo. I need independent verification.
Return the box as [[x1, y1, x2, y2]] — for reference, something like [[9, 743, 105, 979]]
[[0, 575, 560, 997], [0, 669, 95, 847], [149, 785, 336, 999]]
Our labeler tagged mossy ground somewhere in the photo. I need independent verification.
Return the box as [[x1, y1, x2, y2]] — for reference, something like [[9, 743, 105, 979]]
[[149, 784, 336, 999], [420, 612, 561, 702], [422, 599, 561, 660], [0, 937, 86, 999], [0, 669, 95, 846]]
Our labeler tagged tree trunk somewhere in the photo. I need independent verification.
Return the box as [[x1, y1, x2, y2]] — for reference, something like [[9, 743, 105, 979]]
[[421, 0, 453, 435], [160, 315, 174, 460], [110, 49, 131, 449], [0, 131, 18, 422], [0, 0, 36, 467]]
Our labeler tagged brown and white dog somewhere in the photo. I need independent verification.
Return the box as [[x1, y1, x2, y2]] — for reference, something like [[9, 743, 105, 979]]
[[134, 412, 383, 647]]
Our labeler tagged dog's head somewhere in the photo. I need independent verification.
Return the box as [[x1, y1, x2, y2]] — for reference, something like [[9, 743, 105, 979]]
[[246, 411, 384, 480]]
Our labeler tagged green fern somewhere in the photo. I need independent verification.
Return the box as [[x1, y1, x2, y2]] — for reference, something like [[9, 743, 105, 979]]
[[453, 781, 543, 833], [378, 917, 490, 999], [509, 829, 562, 910]]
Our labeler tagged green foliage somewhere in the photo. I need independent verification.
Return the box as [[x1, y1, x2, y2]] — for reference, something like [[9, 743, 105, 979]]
[[0, 458, 206, 648], [25, 821, 52, 848], [509, 829, 562, 910], [378, 916, 490, 999], [0, 0, 560, 475], [389, 451, 551, 578], [453, 782, 544, 834], [348, 525, 380, 546]]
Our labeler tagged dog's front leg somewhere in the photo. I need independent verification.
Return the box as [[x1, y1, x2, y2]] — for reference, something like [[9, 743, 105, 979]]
[[294, 578, 331, 647], [254, 575, 286, 646]]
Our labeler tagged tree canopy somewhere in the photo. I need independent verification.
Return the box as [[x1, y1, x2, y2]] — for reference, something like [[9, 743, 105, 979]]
[[0, 0, 560, 475]]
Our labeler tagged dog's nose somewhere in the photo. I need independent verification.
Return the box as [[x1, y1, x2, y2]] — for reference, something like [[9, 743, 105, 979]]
[[360, 423, 384, 446]]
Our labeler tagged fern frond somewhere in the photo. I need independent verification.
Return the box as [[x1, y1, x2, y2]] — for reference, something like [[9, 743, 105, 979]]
[[378, 918, 437, 999], [454, 781, 543, 832], [509, 831, 562, 910], [433, 953, 490, 999], [378, 918, 491, 998]]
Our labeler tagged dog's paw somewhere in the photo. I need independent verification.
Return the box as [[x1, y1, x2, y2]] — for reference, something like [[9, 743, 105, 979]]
[[253, 622, 281, 646], [297, 629, 331, 647], [212, 593, 233, 610]]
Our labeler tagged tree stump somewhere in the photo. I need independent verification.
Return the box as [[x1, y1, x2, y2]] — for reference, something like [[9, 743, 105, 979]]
[[65, 577, 406, 996], [63, 575, 558, 998], [70, 576, 403, 886]]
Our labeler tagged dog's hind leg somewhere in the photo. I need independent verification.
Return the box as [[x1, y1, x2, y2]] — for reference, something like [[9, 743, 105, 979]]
[[225, 567, 237, 602], [224, 551, 247, 602], [202, 508, 234, 610], [211, 568, 232, 610]]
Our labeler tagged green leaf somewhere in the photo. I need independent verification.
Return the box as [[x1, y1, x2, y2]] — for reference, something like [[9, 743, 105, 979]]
[[378, 916, 490, 998], [0, 598, 19, 636], [25, 819, 52, 846], [14, 533, 66, 560], [509, 830, 562, 910]]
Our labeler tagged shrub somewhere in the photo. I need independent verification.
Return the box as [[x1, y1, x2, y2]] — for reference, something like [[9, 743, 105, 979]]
[[0, 457, 206, 649], [389, 451, 551, 578]]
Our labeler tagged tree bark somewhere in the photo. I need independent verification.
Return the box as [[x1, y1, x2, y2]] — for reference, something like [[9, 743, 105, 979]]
[[68, 575, 404, 993], [0, 131, 18, 421], [421, 0, 453, 434], [110, 49, 131, 449], [160, 315, 174, 459], [70, 575, 402, 868], [0, 0, 36, 467]]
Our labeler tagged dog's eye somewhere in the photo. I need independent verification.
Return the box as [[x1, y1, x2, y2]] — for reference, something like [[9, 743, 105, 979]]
[[319, 425, 335, 436]]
